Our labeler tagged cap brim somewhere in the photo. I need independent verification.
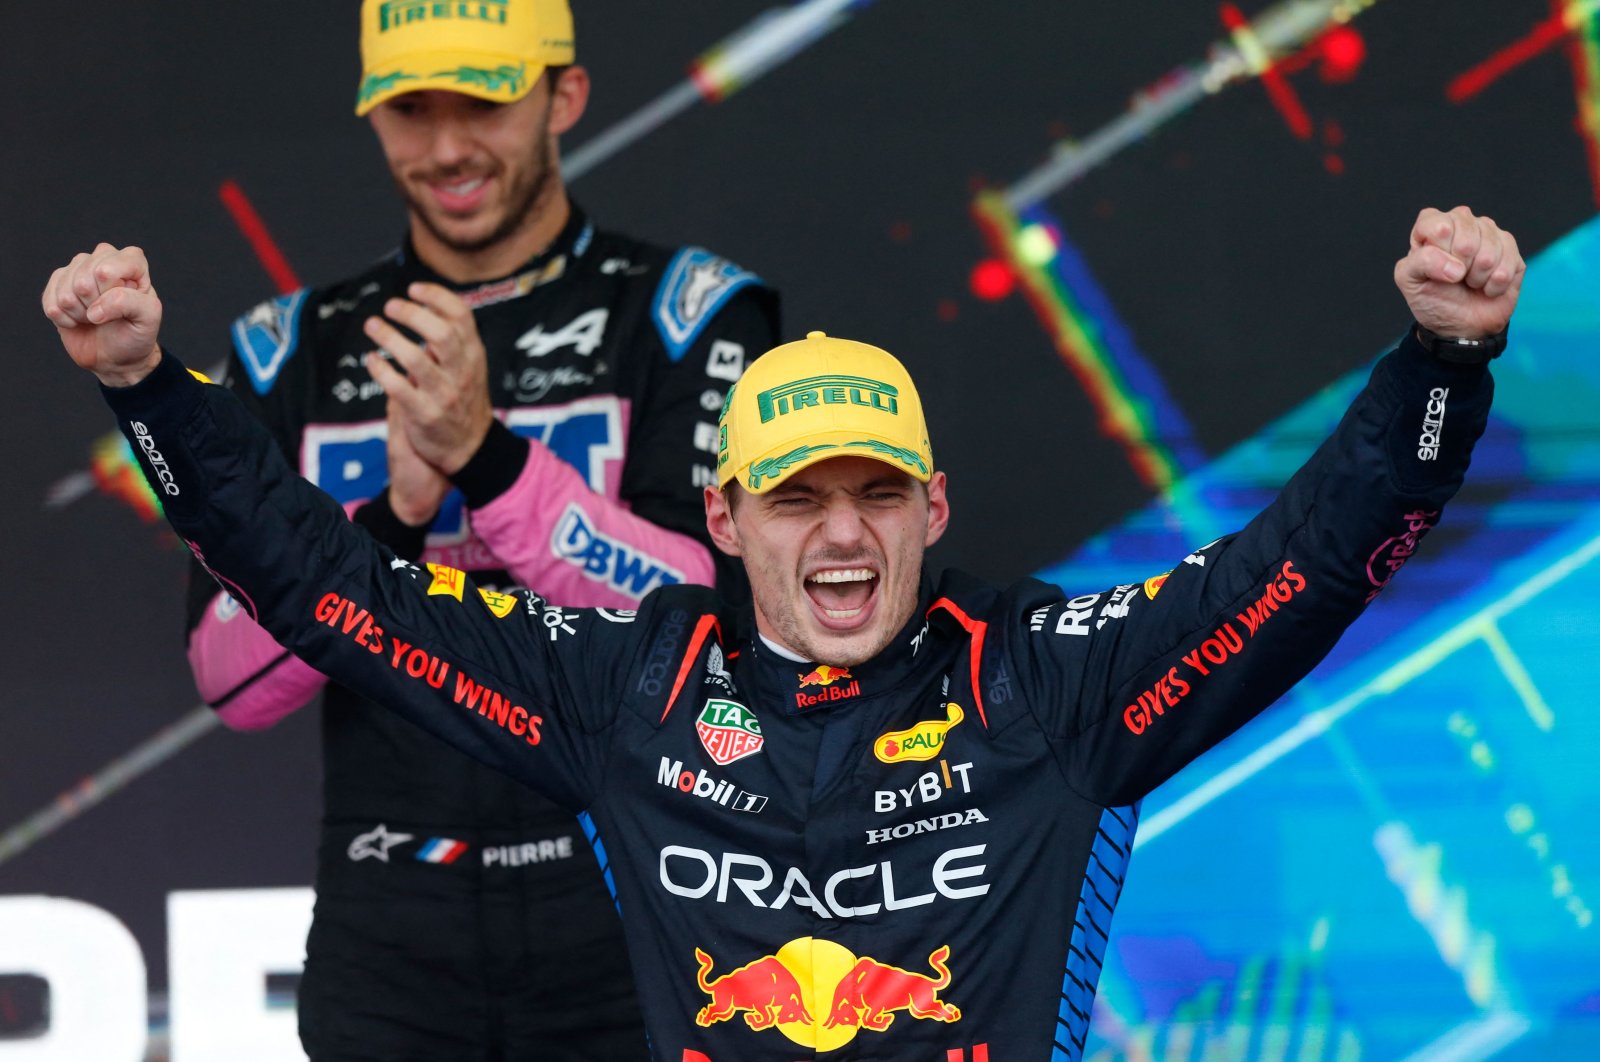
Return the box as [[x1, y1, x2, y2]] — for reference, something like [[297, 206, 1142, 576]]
[[737, 429, 932, 494], [355, 55, 544, 116]]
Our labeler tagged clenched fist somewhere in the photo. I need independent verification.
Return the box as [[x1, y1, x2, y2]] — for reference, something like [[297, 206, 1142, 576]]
[[1395, 206, 1523, 339], [42, 243, 166, 387]]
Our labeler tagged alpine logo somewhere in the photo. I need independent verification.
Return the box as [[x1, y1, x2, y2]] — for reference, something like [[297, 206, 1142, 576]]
[[517, 307, 608, 357], [696, 699, 764, 765], [551, 502, 684, 599], [658, 756, 768, 813]]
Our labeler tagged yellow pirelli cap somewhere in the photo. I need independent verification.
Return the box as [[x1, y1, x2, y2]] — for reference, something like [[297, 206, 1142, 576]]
[[718, 331, 934, 494], [355, 0, 576, 117]]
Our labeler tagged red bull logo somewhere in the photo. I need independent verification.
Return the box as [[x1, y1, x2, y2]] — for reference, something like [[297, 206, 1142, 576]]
[[799, 665, 852, 687], [691, 938, 961, 1051], [796, 666, 861, 708], [694, 949, 813, 1030]]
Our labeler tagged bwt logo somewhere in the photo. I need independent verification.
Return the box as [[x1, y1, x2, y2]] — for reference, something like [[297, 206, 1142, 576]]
[[756, 375, 898, 422], [551, 503, 684, 598]]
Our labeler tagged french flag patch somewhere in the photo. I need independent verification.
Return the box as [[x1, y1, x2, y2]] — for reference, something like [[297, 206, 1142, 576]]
[[416, 838, 470, 864]]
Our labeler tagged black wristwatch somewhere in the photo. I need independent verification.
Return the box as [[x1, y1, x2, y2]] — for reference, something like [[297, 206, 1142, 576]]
[[1414, 322, 1507, 365]]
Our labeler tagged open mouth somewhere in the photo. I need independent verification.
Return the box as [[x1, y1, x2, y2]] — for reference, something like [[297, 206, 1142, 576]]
[[428, 174, 490, 213], [804, 567, 879, 627]]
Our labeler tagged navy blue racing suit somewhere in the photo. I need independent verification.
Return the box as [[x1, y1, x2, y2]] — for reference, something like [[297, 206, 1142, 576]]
[[108, 329, 1490, 1060], [184, 207, 778, 1060]]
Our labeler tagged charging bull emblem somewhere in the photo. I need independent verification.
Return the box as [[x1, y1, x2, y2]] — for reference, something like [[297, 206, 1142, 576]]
[[694, 948, 813, 1029], [824, 945, 962, 1030], [690, 939, 961, 1051]]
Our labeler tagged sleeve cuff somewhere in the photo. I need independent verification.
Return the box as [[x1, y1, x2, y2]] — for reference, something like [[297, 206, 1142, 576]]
[[353, 489, 431, 560], [1394, 323, 1492, 379], [451, 420, 530, 509], [98, 347, 201, 417]]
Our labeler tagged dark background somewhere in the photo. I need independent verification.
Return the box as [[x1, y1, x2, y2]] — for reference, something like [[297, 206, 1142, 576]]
[[2, 0, 1592, 1003]]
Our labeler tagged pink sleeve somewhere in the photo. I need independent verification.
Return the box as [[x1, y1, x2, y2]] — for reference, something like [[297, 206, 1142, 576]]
[[188, 593, 328, 730], [469, 441, 714, 606]]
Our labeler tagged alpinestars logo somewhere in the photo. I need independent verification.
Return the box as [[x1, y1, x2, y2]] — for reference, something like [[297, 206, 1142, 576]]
[[347, 824, 413, 863]]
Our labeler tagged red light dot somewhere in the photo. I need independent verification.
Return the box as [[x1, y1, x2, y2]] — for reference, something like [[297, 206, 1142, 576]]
[[937, 299, 961, 322], [969, 259, 1016, 302], [1323, 153, 1346, 175], [1319, 27, 1365, 83]]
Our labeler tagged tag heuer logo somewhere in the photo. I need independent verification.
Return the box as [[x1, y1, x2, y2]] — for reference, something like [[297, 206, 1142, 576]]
[[696, 698, 764, 765]]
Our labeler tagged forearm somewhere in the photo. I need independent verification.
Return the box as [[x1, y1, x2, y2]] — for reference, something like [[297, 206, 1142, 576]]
[[188, 598, 327, 728], [1061, 331, 1494, 804], [454, 421, 715, 602], [105, 352, 602, 807]]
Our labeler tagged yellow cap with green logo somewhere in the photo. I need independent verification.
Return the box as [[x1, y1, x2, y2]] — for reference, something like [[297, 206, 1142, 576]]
[[355, 0, 575, 117], [718, 331, 934, 495]]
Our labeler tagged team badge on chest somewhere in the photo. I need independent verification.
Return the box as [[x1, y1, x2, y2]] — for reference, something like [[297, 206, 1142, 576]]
[[696, 698, 764, 765]]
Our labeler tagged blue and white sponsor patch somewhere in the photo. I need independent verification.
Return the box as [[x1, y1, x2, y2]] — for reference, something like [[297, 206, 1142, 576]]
[[231, 290, 309, 395], [573, 220, 594, 258], [652, 248, 759, 363], [212, 592, 242, 623], [550, 503, 684, 599]]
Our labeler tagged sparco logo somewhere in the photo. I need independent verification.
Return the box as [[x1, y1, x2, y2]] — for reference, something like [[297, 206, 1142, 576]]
[[1417, 387, 1449, 460], [131, 422, 180, 496], [636, 609, 689, 696]]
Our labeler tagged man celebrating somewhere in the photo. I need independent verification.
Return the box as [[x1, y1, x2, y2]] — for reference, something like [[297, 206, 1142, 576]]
[[46, 205, 1518, 1059], [185, 0, 777, 1056]]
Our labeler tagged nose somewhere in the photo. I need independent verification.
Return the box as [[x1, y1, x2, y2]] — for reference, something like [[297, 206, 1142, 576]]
[[427, 117, 476, 170], [817, 497, 867, 551]]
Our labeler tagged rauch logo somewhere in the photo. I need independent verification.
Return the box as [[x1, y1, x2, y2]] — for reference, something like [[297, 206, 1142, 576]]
[[874, 703, 963, 764]]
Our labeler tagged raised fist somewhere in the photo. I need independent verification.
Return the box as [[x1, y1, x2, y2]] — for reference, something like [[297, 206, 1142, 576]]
[[42, 243, 164, 387], [1395, 207, 1523, 339]]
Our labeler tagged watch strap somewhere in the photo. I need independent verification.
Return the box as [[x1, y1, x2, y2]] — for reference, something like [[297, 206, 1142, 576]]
[[1413, 322, 1507, 365]]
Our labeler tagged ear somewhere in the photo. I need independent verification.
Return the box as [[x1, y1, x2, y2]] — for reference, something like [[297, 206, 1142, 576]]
[[922, 471, 950, 548], [704, 486, 744, 558], [548, 65, 590, 137]]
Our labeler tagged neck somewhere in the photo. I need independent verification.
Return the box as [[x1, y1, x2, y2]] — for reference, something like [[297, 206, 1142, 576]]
[[409, 180, 572, 284]]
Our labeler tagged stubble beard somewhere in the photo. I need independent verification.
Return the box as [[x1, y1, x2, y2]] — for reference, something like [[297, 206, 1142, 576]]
[[402, 127, 559, 258]]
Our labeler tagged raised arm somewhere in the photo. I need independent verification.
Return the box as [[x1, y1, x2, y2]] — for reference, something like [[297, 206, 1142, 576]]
[[1016, 207, 1522, 807], [44, 246, 629, 811]]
